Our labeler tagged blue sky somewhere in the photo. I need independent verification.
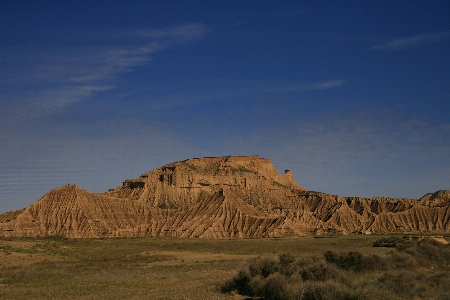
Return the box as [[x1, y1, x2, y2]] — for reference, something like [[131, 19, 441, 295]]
[[1, 1, 449, 213]]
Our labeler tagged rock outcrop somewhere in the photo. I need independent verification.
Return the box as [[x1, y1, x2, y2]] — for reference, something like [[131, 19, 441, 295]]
[[1, 155, 449, 238]]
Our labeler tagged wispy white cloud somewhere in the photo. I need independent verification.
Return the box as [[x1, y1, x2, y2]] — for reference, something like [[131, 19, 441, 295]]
[[371, 31, 450, 51], [0, 23, 211, 118], [284, 79, 345, 92], [36, 85, 115, 112], [136, 23, 211, 42], [120, 78, 346, 111], [209, 79, 345, 97]]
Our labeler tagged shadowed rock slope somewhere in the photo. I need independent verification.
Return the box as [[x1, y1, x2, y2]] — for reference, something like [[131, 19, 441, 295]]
[[1, 156, 449, 238]]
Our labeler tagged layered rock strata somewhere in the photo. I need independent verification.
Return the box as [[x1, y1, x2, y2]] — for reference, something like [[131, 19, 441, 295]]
[[1, 156, 449, 238]]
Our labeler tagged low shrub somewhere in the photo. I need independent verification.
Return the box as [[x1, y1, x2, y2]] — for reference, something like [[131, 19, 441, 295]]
[[386, 251, 415, 269], [300, 280, 357, 300], [378, 271, 417, 298], [221, 268, 253, 295], [222, 241, 450, 299], [413, 238, 450, 263], [299, 262, 349, 285], [247, 256, 279, 278], [256, 273, 290, 300], [373, 236, 400, 247], [221, 255, 281, 296], [297, 255, 321, 268], [324, 250, 387, 272], [279, 253, 298, 277], [373, 236, 414, 251]]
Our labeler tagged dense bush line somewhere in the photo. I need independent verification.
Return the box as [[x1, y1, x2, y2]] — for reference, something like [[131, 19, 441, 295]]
[[221, 237, 450, 299]]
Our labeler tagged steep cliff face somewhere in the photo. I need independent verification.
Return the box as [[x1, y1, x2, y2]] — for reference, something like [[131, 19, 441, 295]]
[[108, 155, 304, 208], [1, 156, 449, 238]]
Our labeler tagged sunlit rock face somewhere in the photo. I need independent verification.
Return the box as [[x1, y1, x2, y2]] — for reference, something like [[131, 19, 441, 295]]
[[1, 156, 449, 238]]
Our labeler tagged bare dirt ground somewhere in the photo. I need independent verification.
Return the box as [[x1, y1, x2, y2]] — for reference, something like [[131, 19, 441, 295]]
[[143, 250, 251, 266], [0, 240, 66, 268], [433, 237, 449, 244], [0, 252, 65, 268]]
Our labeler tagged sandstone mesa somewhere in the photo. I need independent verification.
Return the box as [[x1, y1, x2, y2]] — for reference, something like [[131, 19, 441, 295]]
[[1, 155, 449, 238]]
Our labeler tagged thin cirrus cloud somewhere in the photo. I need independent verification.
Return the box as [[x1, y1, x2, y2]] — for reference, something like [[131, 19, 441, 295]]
[[136, 22, 212, 42], [221, 79, 346, 97], [1, 23, 212, 118], [284, 79, 345, 92], [371, 31, 450, 51], [36, 85, 115, 114], [214, 79, 346, 96]]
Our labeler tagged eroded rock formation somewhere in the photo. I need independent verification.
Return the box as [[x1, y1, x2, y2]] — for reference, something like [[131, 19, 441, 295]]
[[1, 155, 449, 238]]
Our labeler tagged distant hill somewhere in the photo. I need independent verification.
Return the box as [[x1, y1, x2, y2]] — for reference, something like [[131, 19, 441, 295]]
[[1, 156, 449, 238]]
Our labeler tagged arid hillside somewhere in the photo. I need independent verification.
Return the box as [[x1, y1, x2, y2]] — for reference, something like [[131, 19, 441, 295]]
[[1, 156, 449, 238]]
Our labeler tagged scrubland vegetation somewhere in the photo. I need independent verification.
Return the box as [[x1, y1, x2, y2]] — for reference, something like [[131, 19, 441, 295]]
[[0, 235, 449, 299], [222, 236, 450, 299]]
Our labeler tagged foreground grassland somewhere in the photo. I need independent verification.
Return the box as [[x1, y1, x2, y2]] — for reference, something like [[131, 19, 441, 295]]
[[0, 235, 449, 299]]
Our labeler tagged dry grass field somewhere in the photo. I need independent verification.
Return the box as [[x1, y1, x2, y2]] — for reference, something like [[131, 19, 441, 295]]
[[1, 235, 449, 299]]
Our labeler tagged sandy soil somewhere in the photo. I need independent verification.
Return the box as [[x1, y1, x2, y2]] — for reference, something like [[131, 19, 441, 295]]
[[0, 240, 66, 268], [0, 252, 66, 268], [142, 250, 251, 266], [433, 237, 449, 244]]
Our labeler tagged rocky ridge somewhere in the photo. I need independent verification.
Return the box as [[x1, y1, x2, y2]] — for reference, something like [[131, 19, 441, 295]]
[[1, 155, 449, 238]]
